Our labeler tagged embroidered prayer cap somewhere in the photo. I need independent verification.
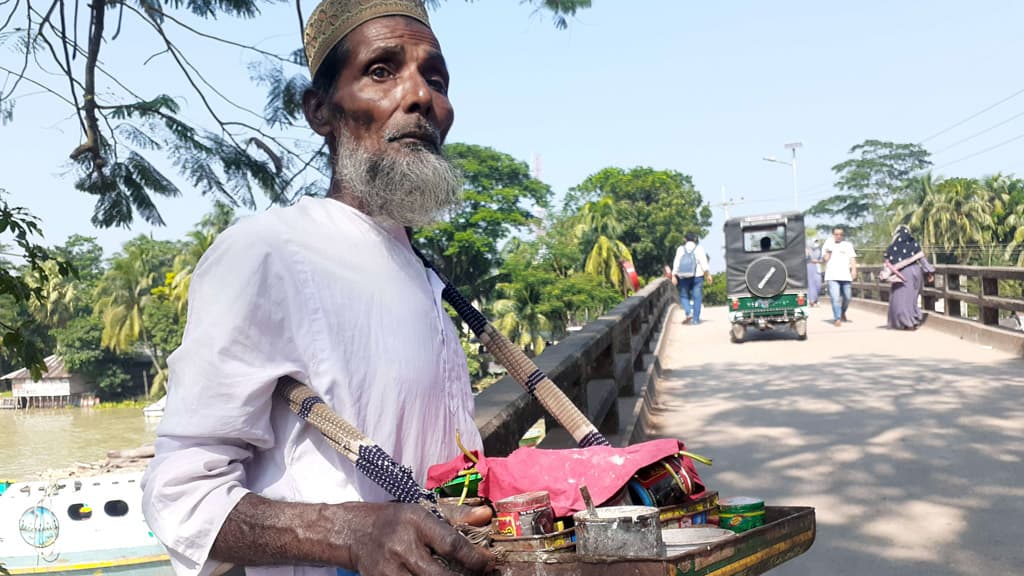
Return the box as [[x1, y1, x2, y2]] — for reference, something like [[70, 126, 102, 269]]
[[304, 0, 431, 80]]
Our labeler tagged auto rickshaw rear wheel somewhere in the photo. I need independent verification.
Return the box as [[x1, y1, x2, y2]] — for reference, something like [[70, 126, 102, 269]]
[[794, 318, 808, 340], [730, 322, 746, 343]]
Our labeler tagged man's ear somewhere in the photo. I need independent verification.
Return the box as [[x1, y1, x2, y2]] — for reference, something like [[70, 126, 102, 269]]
[[303, 88, 333, 137]]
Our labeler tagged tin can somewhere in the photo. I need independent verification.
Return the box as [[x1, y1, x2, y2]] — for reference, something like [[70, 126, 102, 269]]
[[718, 497, 765, 533], [658, 491, 718, 529], [573, 505, 665, 559], [628, 456, 692, 508], [494, 491, 555, 537]]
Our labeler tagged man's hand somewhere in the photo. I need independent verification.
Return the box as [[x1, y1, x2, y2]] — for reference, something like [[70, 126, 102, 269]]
[[346, 502, 494, 575], [211, 494, 494, 576]]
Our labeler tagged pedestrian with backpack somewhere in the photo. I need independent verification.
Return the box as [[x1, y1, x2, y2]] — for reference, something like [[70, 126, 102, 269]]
[[672, 232, 711, 325]]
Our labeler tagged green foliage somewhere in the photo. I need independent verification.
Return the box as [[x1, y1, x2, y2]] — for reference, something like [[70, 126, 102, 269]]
[[414, 143, 551, 304], [890, 173, 1024, 266], [538, 272, 622, 329], [54, 316, 135, 400], [2, 0, 590, 228], [0, 192, 72, 379], [53, 235, 105, 288], [567, 167, 712, 277], [808, 140, 932, 236], [703, 272, 727, 306], [492, 239, 621, 351], [145, 279, 187, 396]]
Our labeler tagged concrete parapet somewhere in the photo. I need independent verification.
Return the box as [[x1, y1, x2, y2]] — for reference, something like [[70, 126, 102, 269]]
[[475, 278, 674, 454]]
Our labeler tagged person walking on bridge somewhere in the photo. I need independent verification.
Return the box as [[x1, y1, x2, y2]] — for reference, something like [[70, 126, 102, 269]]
[[822, 226, 857, 327], [882, 225, 935, 330], [672, 232, 711, 325]]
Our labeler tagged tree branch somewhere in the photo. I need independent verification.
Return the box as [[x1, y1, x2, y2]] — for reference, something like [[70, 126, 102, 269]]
[[142, 48, 169, 65], [0, 64, 75, 106], [1, 0, 20, 30], [57, 0, 86, 134], [0, 0, 32, 102], [67, 0, 104, 171], [281, 141, 325, 199], [151, 7, 294, 65], [294, 0, 303, 56], [33, 22, 86, 133]]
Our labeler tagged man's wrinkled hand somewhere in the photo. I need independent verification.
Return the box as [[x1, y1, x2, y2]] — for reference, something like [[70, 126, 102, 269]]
[[345, 502, 494, 576]]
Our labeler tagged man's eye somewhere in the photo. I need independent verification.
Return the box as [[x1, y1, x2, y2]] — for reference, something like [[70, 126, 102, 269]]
[[428, 77, 448, 94], [369, 65, 392, 80]]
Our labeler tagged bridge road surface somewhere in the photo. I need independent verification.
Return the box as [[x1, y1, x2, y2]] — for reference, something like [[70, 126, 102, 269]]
[[649, 303, 1024, 575]]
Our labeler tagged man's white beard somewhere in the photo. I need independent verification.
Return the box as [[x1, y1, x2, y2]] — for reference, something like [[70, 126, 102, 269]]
[[334, 128, 463, 227]]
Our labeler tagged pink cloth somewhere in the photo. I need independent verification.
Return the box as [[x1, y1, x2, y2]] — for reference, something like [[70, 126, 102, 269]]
[[426, 438, 705, 517]]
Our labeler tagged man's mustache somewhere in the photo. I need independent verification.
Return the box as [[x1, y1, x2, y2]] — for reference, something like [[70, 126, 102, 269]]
[[385, 121, 442, 152]]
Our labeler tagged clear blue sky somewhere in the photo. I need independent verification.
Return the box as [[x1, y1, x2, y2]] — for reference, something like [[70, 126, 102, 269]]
[[3, 0, 1024, 272]]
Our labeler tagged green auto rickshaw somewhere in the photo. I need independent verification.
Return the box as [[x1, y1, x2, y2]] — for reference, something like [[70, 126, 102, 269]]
[[724, 211, 809, 343]]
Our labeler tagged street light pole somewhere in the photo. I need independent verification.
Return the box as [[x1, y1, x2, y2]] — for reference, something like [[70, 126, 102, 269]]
[[785, 142, 802, 211], [762, 142, 803, 211]]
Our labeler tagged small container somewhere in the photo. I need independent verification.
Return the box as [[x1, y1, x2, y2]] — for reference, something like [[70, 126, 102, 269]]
[[628, 456, 693, 508], [573, 505, 665, 560], [718, 497, 765, 533], [435, 472, 482, 499], [494, 491, 555, 537], [659, 491, 719, 529], [490, 525, 575, 553]]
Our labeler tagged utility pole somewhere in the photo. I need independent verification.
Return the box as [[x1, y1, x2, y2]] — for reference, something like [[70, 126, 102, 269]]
[[717, 184, 745, 220]]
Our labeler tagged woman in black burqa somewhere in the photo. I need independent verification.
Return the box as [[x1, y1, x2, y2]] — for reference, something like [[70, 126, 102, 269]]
[[882, 225, 935, 330]]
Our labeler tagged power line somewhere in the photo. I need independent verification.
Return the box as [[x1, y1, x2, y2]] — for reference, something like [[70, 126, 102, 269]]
[[932, 109, 1024, 155], [919, 85, 1024, 144], [933, 131, 1024, 171]]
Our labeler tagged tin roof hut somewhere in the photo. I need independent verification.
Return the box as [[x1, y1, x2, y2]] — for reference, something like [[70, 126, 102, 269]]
[[0, 355, 90, 408]]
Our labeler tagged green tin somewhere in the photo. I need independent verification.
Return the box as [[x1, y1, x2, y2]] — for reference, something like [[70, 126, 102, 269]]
[[435, 472, 482, 499], [719, 496, 765, 533]]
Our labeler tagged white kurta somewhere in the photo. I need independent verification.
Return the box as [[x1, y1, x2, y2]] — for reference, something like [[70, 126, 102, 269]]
[[141, 197, 482, 576]]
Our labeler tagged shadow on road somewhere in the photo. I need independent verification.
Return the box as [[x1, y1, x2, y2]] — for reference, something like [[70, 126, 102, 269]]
[[649, 349, 1024, 576]]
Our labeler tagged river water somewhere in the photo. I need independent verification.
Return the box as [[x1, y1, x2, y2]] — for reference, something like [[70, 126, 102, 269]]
[[0, 407, 159, 480]]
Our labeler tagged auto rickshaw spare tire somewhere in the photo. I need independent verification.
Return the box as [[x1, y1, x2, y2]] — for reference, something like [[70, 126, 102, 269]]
[[744, 256, 788, 298]]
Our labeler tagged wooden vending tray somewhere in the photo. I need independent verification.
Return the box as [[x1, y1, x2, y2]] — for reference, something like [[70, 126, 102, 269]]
[[495, 506, 815, 576]]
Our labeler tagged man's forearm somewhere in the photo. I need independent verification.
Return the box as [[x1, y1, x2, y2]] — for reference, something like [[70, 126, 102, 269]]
[[211, 493, 356, 569], [211, 493, 494, 575]]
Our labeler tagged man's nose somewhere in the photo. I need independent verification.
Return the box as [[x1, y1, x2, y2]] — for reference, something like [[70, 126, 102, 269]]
[[400, 71, 433, 117]]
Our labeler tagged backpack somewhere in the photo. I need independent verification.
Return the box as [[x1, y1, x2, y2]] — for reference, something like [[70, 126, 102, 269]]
[[675, 245, 698, 278]]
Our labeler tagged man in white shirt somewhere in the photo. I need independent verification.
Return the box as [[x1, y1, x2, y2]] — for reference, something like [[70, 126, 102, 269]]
[[822, 226, 858, 327], [141, 2, 494, 575], [671, 232, 711, 325]]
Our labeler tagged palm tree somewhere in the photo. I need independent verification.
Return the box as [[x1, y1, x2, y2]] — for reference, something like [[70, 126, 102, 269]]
[[24, 259, 77, 328], [94, 242, 158, 354], [575, 197, 636, 294], [899, 175, 992, 264], [490, 281, 552, 357], [169, 202, 235, 313], [1005, 200, 1024, 266]]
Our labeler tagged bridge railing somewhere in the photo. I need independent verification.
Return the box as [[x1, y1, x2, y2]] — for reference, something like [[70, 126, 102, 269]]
[[474, 277, 675, 456], [852, 264, 1024, 328]]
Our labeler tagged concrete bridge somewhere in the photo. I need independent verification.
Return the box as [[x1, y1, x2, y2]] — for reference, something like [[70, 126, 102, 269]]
[[472, 270, 1024, 575]]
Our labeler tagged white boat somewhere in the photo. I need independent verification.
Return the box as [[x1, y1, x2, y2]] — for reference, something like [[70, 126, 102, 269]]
[[0, 471, 173, 575], [142, 396, 166, 419]]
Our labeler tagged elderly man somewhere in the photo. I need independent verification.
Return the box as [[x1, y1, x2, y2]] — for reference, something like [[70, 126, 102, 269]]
[[141, 1, 494, 575]]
